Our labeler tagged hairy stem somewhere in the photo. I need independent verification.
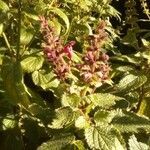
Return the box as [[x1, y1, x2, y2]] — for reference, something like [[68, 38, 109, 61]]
[[16, 0, 22, 61]]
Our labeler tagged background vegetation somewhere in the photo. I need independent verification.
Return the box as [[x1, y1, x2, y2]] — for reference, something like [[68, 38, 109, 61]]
[[0, 0, 150, 149]]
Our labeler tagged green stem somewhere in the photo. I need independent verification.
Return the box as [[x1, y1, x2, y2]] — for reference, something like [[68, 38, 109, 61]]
[[2, 32, 12, 52], [16, 0, 22, 61], [50, 0, 55, 7]]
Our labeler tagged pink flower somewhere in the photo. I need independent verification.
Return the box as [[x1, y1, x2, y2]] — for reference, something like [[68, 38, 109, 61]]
[[63, 41, 76, 59]]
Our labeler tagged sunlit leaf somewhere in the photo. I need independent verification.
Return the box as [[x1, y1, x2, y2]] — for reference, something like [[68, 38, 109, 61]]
[[48, 7, 70, 35], [37, 133, 75, 150], [115, 74, 147, 93], [48, 107, 77, 129], [21, 54, 44, 73], [128, 135, 149, 150], [32, 70, 59, 89], [85, 126, 117, 150]]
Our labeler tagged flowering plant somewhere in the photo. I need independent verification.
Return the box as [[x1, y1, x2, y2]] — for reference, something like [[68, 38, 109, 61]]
[[0, 0, 150, 149]]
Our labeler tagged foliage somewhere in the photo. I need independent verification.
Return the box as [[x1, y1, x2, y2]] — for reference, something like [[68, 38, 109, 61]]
[[0, 0, 150, 149]]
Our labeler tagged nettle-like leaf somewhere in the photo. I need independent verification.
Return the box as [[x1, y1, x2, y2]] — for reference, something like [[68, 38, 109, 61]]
[[61, 93, 81, 108], [94, 110, 115, 126], [115, 74, 147, 94], [0, 0, 9, 21], [2, 114, 17, 130], [111, 54, 141, 65], [37, 133, 75, 150], [28, 103, 53, 125], [111, 110, 150, 133], [128, 135, 149, 150], [48, 107, 77, 129], [85, 126, 124, 150], [0, 0, 9, 12], [21, 54, 44, 73], [75, 116, 89, 129], [20, 116, 42, 149], [1, 57, 30, 107], [72, 140, 86, 150], [85, 93, 124, 108], [32, 70, 60, 89], [3, 128, 24, 150], [20, 27, 34, 46], [48, 7, 70, 35]]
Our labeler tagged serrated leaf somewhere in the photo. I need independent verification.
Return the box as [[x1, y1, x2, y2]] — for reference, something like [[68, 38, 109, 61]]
[[62, 93, 81, 108], [0, 0, 9, 12], [28, 103, 53, 124], [85, 93, 124, 108], [111, 55, 140, 65], [94, 110, 114, 125], [115, 74, 147, 93], [32, 70, 59, 89], [21, 55, 44, 73], [24, 12, 39, 21], [4, 128, 24, 150], [0, 0, 9, 24], [128, 135, 149, 150], [37, 133, 75, 150], [72, 140, 86, 150], [2, 115, 16, 130], [112, 111, 150, 133], [75, 116, 89, 129], [49, 18, 61, 36], [21, 116, 41, 149], [85, 126, 116, 150], [1, 57, 30, 107], [113, 138, 125, 150], [20, 27, 34, 45], [49, 107, 76, 129], [141, 39, 150, 48], [48, 7, 70, 35]]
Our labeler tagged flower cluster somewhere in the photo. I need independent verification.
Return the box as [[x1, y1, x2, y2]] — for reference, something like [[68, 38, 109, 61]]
[[77, 21, 110, 86], [39, 16, 75, 80]]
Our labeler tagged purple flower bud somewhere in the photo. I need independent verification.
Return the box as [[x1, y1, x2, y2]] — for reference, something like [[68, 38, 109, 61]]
[[63, 41, 76, 59]]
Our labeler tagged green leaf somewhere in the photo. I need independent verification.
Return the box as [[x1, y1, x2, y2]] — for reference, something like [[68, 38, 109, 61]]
[[94, 110, 114, 126], [21, 116, 41, 149], [62, 93, 81, 108], [85, 93, 124, 108], [2, 115, 16, 130], [0, 0, 9, 23], [115, 74, 147, 93], [72, 140, 86, 150], [128, 135, 149, 150], [20, 27, 34, 45], [3, 128, 24, 150], [49, 18, 61, 36], [85, 126, 117, 150], [48, 107, 76, 129], [32, 70, 59, 89], [1, 57, 30, 107], [21, 54, 44, 73], [37, 133, 75, 150], [111, 55, 140, 65], [28, 103, 53, 124], [112, 111, 150, 133], [141, 39, 150, 48], [24, 12, 39, 21], [0, 0, 9, 13], [75, 116, 89, 129], [48, 7, 70, 35]]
